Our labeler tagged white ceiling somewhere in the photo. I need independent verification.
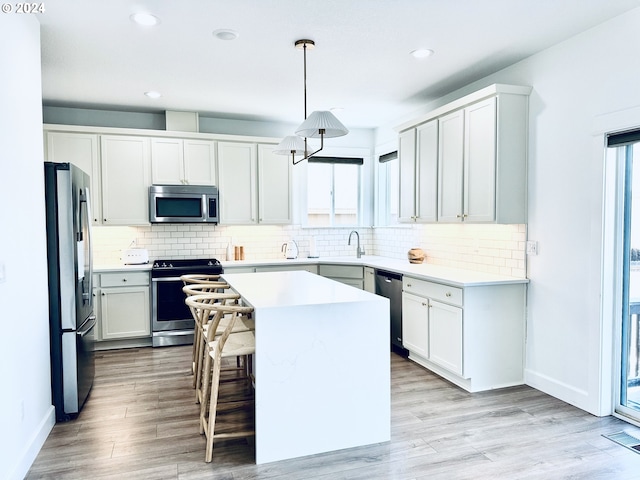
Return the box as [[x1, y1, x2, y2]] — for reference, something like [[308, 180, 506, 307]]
[[39, 0, 640, 129]]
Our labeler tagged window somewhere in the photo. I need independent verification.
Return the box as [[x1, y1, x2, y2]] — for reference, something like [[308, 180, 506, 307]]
[[306, 157, 362, 226], [377, 151, 399, 225]]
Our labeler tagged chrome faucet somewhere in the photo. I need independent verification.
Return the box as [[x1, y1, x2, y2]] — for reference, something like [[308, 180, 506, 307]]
[[348, 230, 365, 258]]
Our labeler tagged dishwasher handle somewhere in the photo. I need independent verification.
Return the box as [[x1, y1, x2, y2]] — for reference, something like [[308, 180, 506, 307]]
[[375, 269, 402, 282]]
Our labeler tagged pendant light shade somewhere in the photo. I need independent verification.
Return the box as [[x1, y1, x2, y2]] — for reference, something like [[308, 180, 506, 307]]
[[273, 135, 307, 156], [295, 110, 349, 139], [274, 38, 349, 165]]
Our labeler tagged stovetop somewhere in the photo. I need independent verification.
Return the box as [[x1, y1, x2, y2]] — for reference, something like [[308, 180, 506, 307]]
[[151, 258, 223, 277]]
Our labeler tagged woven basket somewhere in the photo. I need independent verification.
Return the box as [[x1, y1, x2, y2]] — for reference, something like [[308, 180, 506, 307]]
[[407, 248, 425, 264]]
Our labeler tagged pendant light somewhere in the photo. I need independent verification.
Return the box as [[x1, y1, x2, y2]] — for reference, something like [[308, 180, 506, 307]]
[[274, 39, 349, 165]]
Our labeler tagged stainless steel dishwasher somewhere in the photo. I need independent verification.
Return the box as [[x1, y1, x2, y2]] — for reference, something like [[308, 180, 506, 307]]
[[375, 269, 408, 356]]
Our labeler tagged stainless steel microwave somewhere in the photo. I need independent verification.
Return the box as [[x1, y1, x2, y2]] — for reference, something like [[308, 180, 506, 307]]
[[149, 185, 219, 223]]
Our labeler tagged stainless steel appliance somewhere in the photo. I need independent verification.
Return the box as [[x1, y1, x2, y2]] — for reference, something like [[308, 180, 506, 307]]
[[375, 269, 408, 356], [44, 162, 96, 421], [151, 258, 223, 347], [149, 184, 219, 224]]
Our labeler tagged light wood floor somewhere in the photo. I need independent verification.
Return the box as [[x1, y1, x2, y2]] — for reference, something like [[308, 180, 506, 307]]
[[27, 346, 640, 479]]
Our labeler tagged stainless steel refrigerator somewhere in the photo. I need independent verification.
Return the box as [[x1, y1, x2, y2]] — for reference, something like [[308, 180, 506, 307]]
[[44, 162, 96, 421]]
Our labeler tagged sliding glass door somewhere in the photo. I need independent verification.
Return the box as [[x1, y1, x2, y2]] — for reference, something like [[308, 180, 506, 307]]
[[611, 135, 640, 423]]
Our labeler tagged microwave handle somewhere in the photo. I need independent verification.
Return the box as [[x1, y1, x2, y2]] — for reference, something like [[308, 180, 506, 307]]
[[209, 196, 218, 219]]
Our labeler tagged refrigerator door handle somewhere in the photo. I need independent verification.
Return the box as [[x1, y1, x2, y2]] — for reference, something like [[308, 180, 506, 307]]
[[78, 315, 96, 338], [79, 187, 94, 305]]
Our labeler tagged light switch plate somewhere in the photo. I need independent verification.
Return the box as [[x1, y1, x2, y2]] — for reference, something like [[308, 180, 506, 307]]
[[526, 241, 538, 256], [0, 262, 5, 283]]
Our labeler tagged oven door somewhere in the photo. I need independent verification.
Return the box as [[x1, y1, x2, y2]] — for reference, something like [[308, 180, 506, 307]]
[[151, 276, 194, 332]]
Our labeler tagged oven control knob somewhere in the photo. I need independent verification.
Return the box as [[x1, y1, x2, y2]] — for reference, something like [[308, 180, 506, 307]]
[[208, 261, 213, 265], [169, 263, 173, 268], [161, 262, 167, 267]]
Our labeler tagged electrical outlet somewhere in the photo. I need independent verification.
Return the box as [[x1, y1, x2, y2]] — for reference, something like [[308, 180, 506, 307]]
[[526, 241, 538, 256]]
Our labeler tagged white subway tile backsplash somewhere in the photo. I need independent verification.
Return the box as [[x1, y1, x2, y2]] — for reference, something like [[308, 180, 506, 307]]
[[92, 222, 526, 278]]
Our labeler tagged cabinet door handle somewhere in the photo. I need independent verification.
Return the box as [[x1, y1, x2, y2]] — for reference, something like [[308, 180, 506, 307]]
[[407, 283, 412, 287], [422, 302, 428, 307], [446, 292, 452, 297], [122, 278, 127, 282], [101, 292, 105, 296]]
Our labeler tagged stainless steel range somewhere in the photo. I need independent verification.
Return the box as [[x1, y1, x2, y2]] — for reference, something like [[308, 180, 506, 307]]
[[151, 258, 223, 347]]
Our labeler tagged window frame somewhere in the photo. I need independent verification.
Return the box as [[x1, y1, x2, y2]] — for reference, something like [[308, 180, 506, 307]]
[[304, 156, 363, 228]]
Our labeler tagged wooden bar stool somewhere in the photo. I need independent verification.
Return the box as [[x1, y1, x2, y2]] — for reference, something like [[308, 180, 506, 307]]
[[197, 303, 256, 463], [181, 274, 230, 374], [183, 287, 240, 386], [186, 293, 255, 403], [181, 273, 226, 285]]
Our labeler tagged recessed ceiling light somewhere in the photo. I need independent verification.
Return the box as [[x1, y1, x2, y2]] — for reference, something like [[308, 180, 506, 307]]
[[213, 29, 239, 41], [144, 91, 162, 99], [130, 13, 160, 27], [410, 49, 434, 59]]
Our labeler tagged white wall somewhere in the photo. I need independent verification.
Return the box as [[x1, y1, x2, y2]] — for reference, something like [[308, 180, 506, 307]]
[[453, 7, 640, 415], [0, 15, 55, 480]]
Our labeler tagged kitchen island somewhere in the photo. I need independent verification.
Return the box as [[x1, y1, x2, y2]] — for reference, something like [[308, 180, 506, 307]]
[[221, 270, 390, 464]]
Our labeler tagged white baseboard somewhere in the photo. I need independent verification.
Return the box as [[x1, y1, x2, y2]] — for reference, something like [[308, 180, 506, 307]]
[[8, 406, 55, 480], [524, 368, 599, 415]]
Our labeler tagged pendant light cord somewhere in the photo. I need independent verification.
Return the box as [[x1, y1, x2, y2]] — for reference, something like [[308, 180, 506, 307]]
[[303, 41, 309, 157]]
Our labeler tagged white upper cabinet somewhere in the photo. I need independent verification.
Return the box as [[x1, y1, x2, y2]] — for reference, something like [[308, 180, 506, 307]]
[[151, 138, 216, 186], [217, 142, 258, 224], [42, 127, 293, 227], [397, 84, 530, 224], [217, 141, 292, 225], [100, 135, 151, 225], [398, 129, 417, 222], [416, 120, 439, 223], [399, 120, 439, 223], [45, 131, 102, 225], [439, 98, 497, 222], [438, 109, 466, 222], [464, 97, 497, 222], [257, 144, 292, 224]]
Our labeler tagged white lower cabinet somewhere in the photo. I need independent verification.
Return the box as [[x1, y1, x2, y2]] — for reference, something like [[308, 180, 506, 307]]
[[364, 266, 375, 293], [428, 300, 463, 376], [402, 275, 524, 392], [319, 264, 364, 289], [401, 292, 429, 358], [95, 271, 151, 346]]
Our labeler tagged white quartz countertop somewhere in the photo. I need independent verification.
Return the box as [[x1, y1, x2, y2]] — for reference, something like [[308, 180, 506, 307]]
[[221, 270, 383, 309], [94, 263, 152, 273], [222, 255, 528, 287], [94, 255, 528, 287]]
